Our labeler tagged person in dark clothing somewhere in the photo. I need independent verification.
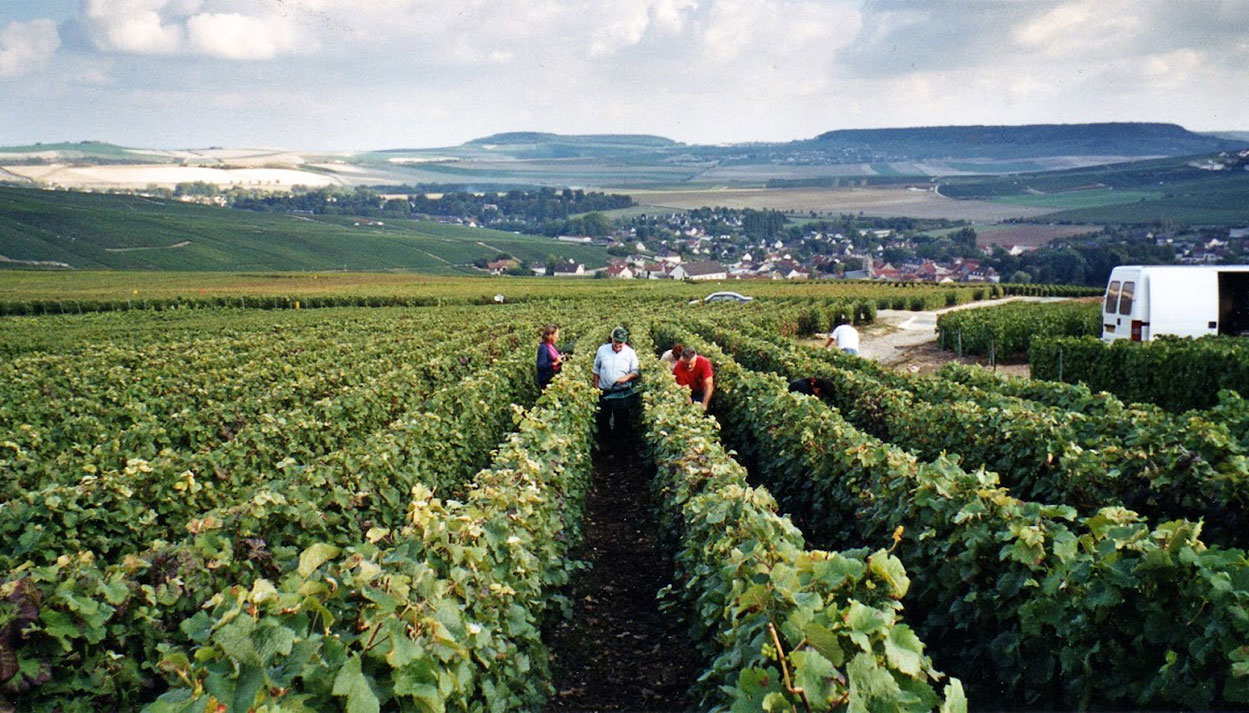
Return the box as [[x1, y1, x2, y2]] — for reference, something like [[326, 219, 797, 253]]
[[788, 377, 835, 400], [535, 324, 563, 388]]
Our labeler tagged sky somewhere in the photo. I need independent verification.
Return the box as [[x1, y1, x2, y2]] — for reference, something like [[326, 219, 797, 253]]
[[1, 0, 1247, 150]]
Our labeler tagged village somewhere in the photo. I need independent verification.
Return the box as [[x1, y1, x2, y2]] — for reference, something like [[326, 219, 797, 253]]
[[478, 211, 1249, 283], [479, 221, 1006, 282]]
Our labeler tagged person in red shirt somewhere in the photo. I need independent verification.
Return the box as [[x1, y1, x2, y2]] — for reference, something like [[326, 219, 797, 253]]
[[673, 347, 714, 412]]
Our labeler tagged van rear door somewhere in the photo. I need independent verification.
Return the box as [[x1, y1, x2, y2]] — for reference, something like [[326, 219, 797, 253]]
[[1119, 279, 1142, 340], [1219, 270, 1249, 335], [1103, 267, 1140, 341], [1102, 280, 1121, 340]]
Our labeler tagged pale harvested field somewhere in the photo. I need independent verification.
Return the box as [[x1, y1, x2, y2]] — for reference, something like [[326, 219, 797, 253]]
[[624, 186, 1056, 221], [128, 149, 323, 166], [974, 223, 1102, 248], [2, 164, 345, 190]]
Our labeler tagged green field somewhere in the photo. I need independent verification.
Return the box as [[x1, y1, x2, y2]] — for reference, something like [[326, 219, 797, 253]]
[[947, 160, 1047, 174], [990, 188, 1163, 209], [1038, 173, 1249, 223], [0, 141, 146, 158], [0, 270, 1022, 307], [571, 203, 675, 220], [939, 155, 1249, 225], [0, 186, 609, 271]]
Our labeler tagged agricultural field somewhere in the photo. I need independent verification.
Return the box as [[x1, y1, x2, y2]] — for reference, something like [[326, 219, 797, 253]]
[[0, 269, 1048, 312], [1, 285, 1246, 712], [968, 223, 1103, 249], [622, 186, 1054, 221], [937, 155, 1249, 226], [0, 186, 609, 272], [989, 188, 1163, 210]]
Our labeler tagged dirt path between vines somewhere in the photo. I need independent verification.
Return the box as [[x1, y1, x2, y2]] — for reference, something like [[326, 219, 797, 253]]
[[544, 431, 700, 712]]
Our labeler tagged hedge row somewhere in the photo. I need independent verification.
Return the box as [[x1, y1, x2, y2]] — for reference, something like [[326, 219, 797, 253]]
[[1000, 283, 1102, 297], [871, 285, 1002, 311], [1031, 335, 1249, 412], [638, 326, 964, 713], [0, 294, 488, 317], [936, 300, 1101, 357], [767, 298, 877, 337]]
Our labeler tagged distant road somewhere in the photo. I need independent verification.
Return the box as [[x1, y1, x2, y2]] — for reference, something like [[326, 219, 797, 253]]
[[0, 167, 33, 184]]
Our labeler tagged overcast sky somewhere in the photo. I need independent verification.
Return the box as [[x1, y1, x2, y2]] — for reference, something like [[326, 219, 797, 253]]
[[2, 0, 1246, 150]]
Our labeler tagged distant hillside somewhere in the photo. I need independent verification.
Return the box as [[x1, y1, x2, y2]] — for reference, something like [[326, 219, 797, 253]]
[[366, 123, 1248, 175], [465, 132, 678, 148], [10, 124, 1249, 194], [0, 141, 162, 165], [938, 152, 1249, 225], [805, 123, 1246, 160], [0, 187, 608, 271], [1207, 131, 1249, 143], [450, 132, 679, 160]]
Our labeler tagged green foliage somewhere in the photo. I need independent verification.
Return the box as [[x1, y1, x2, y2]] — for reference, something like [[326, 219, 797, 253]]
[[640, 326, 961, 713], [8, 291, 1249, 712], [147, 359, 597, 712], [0, 305, 592, 711], [681, 319, 1249, 709], [0, 325, 529, 567], [1031, 335, 1249, 412], [936, 300, 1101, 356], [705, 321, 1249, 547]]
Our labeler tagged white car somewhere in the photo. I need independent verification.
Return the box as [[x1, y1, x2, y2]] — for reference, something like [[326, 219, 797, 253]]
[[704, 291, 753, 303]]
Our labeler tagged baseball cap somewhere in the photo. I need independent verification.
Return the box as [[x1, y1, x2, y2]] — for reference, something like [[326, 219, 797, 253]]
[[611, 327, 629, 342]]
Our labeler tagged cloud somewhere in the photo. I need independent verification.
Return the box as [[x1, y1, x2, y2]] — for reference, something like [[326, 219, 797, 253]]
[[186, 13, 301, 59], [0, 19, 61, 78], [1013, 2, 1142, 58], [6, 0, 1249, 148], [81, 0, 304, 59], [84, 0, 185, 54], [588, 1, 696, 58]]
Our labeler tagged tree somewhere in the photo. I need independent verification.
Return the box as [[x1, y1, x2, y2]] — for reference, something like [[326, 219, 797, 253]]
[[581, 212, 612, 237]]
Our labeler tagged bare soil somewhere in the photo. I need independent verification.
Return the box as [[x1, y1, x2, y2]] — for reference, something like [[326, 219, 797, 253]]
[[544, 431, 700, 712], [974, 223, 1101, 249]]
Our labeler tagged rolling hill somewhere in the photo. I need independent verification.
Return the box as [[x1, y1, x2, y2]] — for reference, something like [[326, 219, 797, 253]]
[[936, 152, 1249, 225], [0, 186, 608, 272], [367, 123, 1246, 167], [804, 123, 1245, 160], [5, 124, 1247, 193]]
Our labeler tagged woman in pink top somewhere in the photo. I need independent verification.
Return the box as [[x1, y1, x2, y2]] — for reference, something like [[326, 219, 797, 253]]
[[536, 324, 563, 388]]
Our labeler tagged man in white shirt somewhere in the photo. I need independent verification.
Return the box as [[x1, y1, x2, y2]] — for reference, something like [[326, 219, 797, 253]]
[[593, 326, 640, 390], [824, 320, 860, 356], [593, 327, 641, 449]]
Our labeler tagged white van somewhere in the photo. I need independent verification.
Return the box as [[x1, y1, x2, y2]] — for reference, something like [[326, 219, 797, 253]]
[[1102, 265, 1249, 341]]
